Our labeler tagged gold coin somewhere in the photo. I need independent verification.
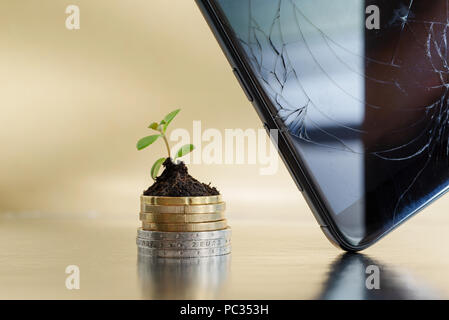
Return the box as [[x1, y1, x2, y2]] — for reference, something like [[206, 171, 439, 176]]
[[142, 219, 228, 232], [141, 195, 222, 206], [141, 202, 226, 214], [139, 212, 225, 223]]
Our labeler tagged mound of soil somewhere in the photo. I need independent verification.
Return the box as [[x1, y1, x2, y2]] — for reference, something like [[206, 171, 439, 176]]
[[143, 158, 219, 197]]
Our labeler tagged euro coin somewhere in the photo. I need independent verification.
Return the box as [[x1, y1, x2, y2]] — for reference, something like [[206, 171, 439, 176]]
[[141, 202, 225, 214], [141, 195, 222, 206], [142, 220, 228, 232], [137, 244, 231, 258], [136, 237, 231, 249], [137, 227, 232, 240], [139, 212, 225, 223]]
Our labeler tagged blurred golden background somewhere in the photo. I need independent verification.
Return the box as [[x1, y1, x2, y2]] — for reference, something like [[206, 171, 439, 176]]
[[0, 0, 305, 220], [2, 0, 449, 299]]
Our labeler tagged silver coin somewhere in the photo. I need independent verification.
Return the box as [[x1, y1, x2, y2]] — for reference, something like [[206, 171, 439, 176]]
[[137, 244, 232, 258], [136, 237, 231, 249], [136, 227, 232, 241], [138, 252, 231, 267]]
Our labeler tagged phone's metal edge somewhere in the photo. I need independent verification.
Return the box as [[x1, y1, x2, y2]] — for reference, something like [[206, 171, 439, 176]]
[[194, 0, 378, 252]]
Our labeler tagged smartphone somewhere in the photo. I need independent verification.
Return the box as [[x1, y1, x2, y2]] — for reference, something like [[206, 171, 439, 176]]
[[196, 0, 449, 251]]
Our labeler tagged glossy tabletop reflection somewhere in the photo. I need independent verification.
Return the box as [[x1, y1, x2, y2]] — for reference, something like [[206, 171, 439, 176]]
[[0, 212, 448, 300]]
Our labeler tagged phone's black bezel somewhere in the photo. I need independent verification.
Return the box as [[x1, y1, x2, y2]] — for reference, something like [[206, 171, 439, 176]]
[[195, 0, 402, 251]]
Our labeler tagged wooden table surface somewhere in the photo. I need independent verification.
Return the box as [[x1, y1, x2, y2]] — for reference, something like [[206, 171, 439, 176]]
[[0, 206, 448, 299]]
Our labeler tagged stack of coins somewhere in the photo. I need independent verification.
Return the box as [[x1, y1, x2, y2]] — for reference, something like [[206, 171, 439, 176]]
[[137, 195, 231, 258]]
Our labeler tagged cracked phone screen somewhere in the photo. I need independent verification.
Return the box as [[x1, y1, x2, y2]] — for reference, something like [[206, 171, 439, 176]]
[[214, 0, 449, 246]]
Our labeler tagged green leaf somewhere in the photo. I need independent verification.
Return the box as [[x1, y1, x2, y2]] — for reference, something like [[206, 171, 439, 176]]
[[148, 122, 159, 131], [151, 157, 166, 180], [162, 109, 181, 129], [158, 120, 167, 133], [137, 134, 160, 150], [175, 144, 195, 159]]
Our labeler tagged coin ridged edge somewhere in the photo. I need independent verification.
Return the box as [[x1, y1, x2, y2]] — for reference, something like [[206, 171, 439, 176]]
[[137, 227, 232, 240], [142, 220, 228, 232], [137, 244, 231, 258], [136, 237, 231, 249], [141, 202, 226, 214], [139, 212, 225, 223]]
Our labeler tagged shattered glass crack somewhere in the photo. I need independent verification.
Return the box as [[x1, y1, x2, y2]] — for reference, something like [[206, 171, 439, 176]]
[[234, 0, 449, 223]]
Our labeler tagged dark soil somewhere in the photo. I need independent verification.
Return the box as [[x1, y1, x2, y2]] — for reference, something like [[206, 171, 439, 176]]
[[143, 158, 219, 197]]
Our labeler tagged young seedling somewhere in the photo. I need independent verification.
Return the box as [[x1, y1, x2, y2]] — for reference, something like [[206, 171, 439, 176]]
[[137, 109, 195, 180]]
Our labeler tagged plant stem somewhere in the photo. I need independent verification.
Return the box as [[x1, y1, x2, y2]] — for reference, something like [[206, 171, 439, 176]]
[[162, 134, 171, 158]]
